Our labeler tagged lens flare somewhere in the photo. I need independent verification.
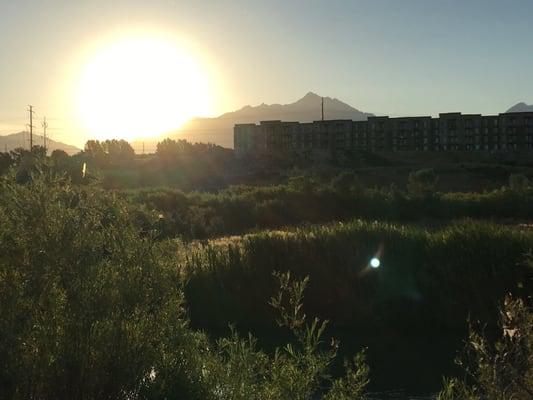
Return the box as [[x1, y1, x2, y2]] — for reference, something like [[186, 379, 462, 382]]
[[370, 257, 381, 268]]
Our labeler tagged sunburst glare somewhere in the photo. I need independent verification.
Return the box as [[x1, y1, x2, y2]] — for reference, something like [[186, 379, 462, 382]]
[[77, 36, 212, 142]]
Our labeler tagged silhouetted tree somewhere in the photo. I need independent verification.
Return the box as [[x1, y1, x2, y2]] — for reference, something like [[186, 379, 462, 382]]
[[9, 147, 31, 164], [156, 139, 193, 161], [31, 145, 47, 159], [102, 139, 135, 164], [83, 139, 135, 167], [49, 149, 70, 175], [0, 152, 13, 175], [156, 138, 181, 161], [50, 149, 69, 161], [84, 140, 107, 166]]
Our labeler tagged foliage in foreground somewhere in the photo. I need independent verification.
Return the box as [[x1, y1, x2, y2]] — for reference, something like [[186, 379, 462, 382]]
[[0, 174, 368, 400], [0, 174, 184, 398], [132, 174, 533, 240], [183, 219, 532, 330], [438, 296, 532, 400], [3, 150, 533, 241]]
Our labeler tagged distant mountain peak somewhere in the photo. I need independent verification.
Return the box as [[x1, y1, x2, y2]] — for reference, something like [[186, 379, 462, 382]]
[[169, 93, 374, 149], [302, 91, 321, 99], [506, 102, 533, 113], [296, 92, 323, 105], [220, 92, 372, 121]]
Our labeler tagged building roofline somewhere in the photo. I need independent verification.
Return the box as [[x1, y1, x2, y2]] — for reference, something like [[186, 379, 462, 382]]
[[312, 119, 353, 123], [234, 111, 533, 128], [500, 111, 533, 116]]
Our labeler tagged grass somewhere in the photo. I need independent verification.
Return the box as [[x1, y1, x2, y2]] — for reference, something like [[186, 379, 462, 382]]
[[181, 219, 533, 330]]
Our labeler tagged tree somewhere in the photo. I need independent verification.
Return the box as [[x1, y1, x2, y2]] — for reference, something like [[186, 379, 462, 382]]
[[83, 139, 135, 167], [0, 151, 13, 175], [7, 147, 46, 183], [49, 149, 72, 176], [156, 139, 193, 162], [84, 140, 107, 166], [9, 147, 31, 164], [31, 145, 47, 159], [84, 140, 105, 157], [50, 149, 69, 161], [156, 138, 181, 160], [103, 139, 135, 164]]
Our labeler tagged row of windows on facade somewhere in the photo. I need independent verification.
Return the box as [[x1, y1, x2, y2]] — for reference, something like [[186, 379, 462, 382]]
[[236, 127, 533, 141], [240, 132, 533, 145], [257, 143, 533, 151], [252, 137, 533, 151], [264, 128, 533, 139], [234, 113, 533, 152], [243, 123, 533, 135], [246, 119, 533, 133]]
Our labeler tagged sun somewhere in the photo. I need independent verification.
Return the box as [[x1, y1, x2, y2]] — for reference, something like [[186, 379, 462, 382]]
[[77, 37, 212, 142]]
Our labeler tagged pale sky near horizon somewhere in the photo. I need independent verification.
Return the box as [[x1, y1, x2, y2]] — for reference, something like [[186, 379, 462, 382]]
[[0, 0, 532, 146]]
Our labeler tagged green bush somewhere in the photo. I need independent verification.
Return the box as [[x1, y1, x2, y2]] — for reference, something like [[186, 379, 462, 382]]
[[0, 174, 370, 400], [0, 175, 188, 399], [127, 180, 533, 241]]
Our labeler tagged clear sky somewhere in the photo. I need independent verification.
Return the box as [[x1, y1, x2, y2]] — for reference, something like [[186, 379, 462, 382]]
[[0, 0, 532, 146]]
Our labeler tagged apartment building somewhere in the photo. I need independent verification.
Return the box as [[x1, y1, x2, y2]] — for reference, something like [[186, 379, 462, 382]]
[[234, 112, 533, 156]]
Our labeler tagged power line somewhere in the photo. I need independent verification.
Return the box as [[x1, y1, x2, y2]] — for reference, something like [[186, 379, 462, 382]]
[[27, 105, 35, 150], [42, 117, 48, 153]]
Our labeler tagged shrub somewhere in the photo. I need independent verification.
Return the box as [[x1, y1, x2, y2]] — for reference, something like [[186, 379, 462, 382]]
[[437, 295, 532, 400], [0, 174, 189, 399], [172, 272, 369, 400], [0, 174, 371, 400]]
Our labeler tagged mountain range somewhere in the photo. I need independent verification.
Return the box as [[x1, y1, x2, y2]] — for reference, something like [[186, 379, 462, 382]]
[[506, 102, 533, 113], [0, 132, 81, 155], [165, 92, 373, 149]]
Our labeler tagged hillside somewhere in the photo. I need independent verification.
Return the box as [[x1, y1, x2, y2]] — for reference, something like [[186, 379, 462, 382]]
[[0, 132, 81, 155]]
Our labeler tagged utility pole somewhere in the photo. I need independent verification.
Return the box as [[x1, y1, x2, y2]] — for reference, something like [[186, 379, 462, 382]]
[[42, 117, 48, 154], [142, 141, 145, 155], [321, 97, 324, 121], [27, 105, 35, 150]]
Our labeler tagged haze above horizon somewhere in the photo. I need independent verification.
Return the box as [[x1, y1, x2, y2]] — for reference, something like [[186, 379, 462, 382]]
[[1, 0, 532, 147]]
